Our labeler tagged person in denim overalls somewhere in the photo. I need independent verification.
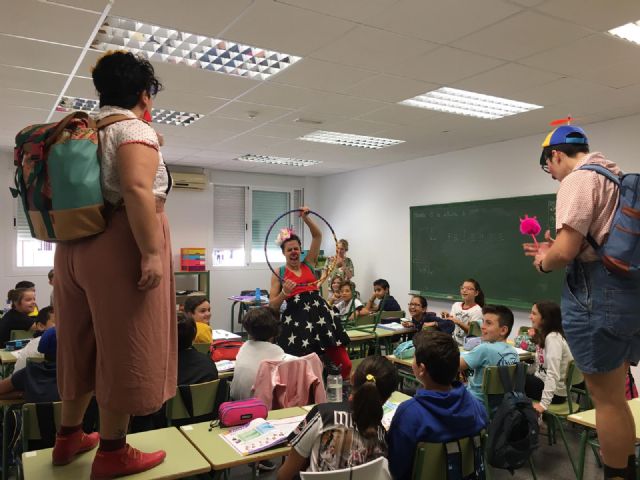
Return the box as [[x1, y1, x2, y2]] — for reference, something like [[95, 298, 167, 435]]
[[524, 125, 640, 480]]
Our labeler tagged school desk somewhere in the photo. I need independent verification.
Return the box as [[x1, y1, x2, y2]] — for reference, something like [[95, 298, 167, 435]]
[[22, 427, 210, 480], [346, 324, 415, 357], [227, 295, 269, 333], [180, 406, 307, 480], [1, 398, 24, 480], [0, 350, 17, 378], [568, 398, 640, 480]]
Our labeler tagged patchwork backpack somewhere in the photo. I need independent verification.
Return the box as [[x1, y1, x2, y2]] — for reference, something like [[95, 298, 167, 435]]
[[486, 363, 539, 473], [11, 111, 130, 242], [579, 164, 640, 279]]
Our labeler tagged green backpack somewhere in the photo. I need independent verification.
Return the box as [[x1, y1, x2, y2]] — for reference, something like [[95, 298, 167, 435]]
[[11, 111, 130, 242]]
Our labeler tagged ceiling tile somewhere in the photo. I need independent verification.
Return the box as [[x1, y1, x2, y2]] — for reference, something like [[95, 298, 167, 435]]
[[152, 91, 229, 116], [580, 60, 640, 89], [300, 92, 387, 118], [0, 88, 56, 110], [345, 75, 438, 103], [357, 103, 440, 127], [515, 77, 614, 107], [250, 122, 317, 140], [366, 0, 522, 44], [452, 11, 591, 61], [213, 101, 294, 123], [319, 118, 396, 136], [391, 47, 504, 85], [272, 59, 373, 93], [0, 0, 100, 47], [310, 26, 437, 73], [273, 0, 401, 24], [65, 77, 98, 99], [453, 63, 562, 96], [0, 65, 66, 95], [535, 0, 640, 31], [0, 36, 80, 74], [214, 134, 289, 152], [222, 1, 355, 56], [239, 83, 327, 109], [522, 33, 640, 77]]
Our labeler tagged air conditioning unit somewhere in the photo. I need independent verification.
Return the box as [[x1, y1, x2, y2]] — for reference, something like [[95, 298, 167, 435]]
[[171, 171, 207, 190]]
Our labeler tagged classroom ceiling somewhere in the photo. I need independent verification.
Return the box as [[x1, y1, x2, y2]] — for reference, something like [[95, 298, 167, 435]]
[[3, 0, 640, 176]]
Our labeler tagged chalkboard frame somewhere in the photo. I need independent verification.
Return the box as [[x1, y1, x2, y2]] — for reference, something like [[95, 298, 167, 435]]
[[410, 194, 562, 310]]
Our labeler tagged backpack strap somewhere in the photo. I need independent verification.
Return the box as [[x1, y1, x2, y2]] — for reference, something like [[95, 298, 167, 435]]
[[35, 402, 57, 446], [95, 114, 136, 130], [578, 164, 622, 252], [513, 363, 526, 393], [497, 365, 514, 392], [177, 385, 194, 418], [44, 111, 94, 149]]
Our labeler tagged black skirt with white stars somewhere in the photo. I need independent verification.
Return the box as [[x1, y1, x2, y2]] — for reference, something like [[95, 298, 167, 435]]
[[277, 290, 351, 357]]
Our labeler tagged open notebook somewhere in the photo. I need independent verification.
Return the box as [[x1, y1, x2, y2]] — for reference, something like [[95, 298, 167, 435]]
[[220, 415, 306, 456]]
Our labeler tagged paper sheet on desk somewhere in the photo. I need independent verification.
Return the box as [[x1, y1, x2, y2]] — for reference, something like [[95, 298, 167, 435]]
[[381, 401, 399, 430], [215, 360, 235, 372], [220, 415, 305, 455], [212, 330, 242, 340], [377, 322, 407, 331]]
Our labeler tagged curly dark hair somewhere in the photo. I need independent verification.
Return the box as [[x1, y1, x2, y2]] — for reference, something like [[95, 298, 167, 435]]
[[92, 51, 163, 109]]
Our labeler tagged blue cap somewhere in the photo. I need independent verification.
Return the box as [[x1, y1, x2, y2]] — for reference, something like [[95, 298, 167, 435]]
[[540, 125, 588, 166], [38, 327, 57, 358]]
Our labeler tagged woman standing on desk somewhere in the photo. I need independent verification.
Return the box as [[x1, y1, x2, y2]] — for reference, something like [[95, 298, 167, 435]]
[[269, 208, 352, 380], [52, 51, 175, 478]]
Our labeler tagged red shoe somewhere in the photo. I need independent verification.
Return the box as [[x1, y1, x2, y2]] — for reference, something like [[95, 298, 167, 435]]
[[52, 431, 100, 465], [90, 444, 166, 479]]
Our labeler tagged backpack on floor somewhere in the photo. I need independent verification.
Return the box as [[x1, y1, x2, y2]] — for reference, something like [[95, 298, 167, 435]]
[[11, 111, 130, 242], [579, 164, 640, 279], [486, 363, 539, 473]]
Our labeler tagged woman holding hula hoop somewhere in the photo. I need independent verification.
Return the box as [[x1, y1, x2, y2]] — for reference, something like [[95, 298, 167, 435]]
[[269, 207, 352, 380]]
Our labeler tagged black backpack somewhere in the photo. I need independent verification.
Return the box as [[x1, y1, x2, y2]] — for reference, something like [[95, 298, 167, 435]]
[[486, 363, 539, 472]]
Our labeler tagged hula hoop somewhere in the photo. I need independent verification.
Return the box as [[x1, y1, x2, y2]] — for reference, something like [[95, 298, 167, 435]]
[[265, 209, 339, 287]]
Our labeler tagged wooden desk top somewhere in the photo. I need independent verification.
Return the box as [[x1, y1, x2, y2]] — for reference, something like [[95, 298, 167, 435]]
[[346, 324, 414, 342], [568, 398, 640, 441], [180, 406, 307, 470], [0, 350, 17, 364], [22, 427, 210, 480]]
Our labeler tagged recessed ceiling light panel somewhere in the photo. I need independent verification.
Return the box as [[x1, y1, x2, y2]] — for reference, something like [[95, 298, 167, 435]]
[[399, 87, 542, 120], [92, 16, 301, 80], [609, 21, 640, 45], [57, 96, 203, 126], [236, 154, 322, 167], [298, 131, 404, 149]]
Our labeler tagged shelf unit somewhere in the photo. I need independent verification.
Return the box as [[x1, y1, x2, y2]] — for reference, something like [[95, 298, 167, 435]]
[[174, 270, 210, 305]]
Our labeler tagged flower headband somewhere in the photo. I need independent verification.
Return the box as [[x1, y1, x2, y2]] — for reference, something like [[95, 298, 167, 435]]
[[275, 227, 296, 247]]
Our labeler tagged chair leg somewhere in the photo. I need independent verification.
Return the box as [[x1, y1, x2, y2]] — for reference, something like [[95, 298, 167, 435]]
[[551, 415, 579, 479], [528, 455, 538, 480]]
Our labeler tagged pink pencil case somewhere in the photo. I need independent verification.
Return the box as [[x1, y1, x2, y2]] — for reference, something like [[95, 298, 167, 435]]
[[218, 398, 268, 427]]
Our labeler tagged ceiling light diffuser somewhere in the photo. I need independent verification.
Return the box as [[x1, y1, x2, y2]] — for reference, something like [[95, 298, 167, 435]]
[[92, 16, 301, 80], [399, 87, 542, 120], [609, 21, 640, 45], [298, 131, 404, 149], [56, 96, 203, 126], [236, 154, 322, 167]]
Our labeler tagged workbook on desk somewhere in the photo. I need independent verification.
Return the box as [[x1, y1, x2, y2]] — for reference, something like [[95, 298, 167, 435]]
[[215, 360, 235, 372], [377, 322, 407, 331], [381, 401, 400, 430], [212, 330, 242, 340], [220, 415, 305, 455]]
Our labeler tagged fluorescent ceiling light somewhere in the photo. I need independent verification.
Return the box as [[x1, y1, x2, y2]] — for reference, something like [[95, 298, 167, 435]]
[[399, 87, 543, 120], [298, 131, 404, 149], [92, 16, 301, 80], [236, 154, 322, 167], [56, 96, 204, 126], [609, 21, 640, 45]]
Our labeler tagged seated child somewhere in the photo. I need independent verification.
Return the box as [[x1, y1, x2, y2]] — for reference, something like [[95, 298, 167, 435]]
[[333, 281, 367, 321], [177, 313, 218, 386], [401, 295, 454, 334], [445, 278, 484, 347], [365, 279, 401, 313], [0, 287, 42, 347], [326, 276, 342, 307], [387, 331, 488, 480], [184, 296, 213, 344], [277, 356, 397, 479], [525, 301, 573, 415], [3, 280, 39, 316], [459, 305, 519, 403], [0, 328, 59, 403], [231, 307, 294, 400], [14, 306, 56, 373]]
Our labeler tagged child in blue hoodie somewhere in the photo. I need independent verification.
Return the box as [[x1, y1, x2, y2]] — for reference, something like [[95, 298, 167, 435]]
[[387, 330, 488, 480]]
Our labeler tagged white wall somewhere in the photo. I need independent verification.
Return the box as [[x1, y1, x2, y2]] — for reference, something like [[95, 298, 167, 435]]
[[1, 156, 318, 327], [316, 113, 640, 337]]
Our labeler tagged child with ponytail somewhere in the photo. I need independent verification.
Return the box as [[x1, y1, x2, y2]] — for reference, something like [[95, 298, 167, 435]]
[[277, 356, 398, 479]]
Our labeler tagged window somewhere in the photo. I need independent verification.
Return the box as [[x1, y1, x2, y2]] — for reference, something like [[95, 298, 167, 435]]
[[15, 202, 56, 268], [213, 185, 304, 266]]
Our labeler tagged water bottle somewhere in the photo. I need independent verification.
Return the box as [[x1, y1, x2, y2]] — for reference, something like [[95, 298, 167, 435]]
[[255, 287, 261, 304], [326, 364, 343, 402]]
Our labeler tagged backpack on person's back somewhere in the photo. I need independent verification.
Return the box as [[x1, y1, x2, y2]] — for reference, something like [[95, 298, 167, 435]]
[[11, 111, 130, 242], [486, 363, 539, 473], [579, 164, 640, 280]]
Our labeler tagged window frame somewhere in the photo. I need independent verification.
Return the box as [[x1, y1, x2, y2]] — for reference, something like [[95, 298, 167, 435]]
[[12, 199, 56, 274]]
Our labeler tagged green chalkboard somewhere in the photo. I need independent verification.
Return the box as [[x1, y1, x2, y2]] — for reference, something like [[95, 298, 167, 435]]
[[410, 194, 563, 310]]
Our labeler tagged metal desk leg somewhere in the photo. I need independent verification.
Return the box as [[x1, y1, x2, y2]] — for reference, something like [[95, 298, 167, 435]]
[[230, 301, 239, 333], [577, 429, 588, 480]]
